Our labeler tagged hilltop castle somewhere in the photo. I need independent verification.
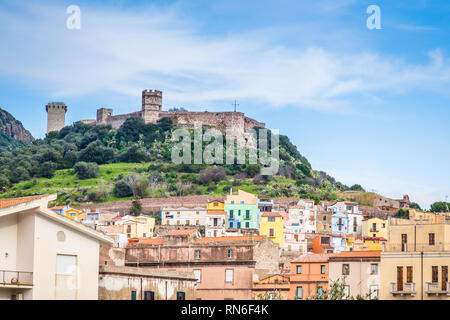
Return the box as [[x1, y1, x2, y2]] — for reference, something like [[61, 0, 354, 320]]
[[46, 90, 264, 135]]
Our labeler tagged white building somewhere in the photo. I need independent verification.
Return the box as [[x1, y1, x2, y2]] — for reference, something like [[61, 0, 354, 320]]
[[287, 199, 317, 233], [0, 195, 113, 300], [333, 201, 363, 235], [205, 211, 227, 237], [161, 206, 207, 226]]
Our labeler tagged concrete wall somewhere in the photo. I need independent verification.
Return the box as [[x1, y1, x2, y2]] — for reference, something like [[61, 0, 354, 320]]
[[32, 213, 101, 300]]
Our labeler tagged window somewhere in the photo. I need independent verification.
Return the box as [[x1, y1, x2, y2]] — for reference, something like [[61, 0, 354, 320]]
[[323, 216, 327, 221], [342, 264, 350, 275], [231, 200, 235, 204], [321, 265, 326, 274], [432, 266, 439, 283], [382, 223, 386, 228], [196, 220, 199, 225], [406, 266, 413, 283], [296, 265, 302, 274], [195, 250, 201, 259], [227, 249, 233, 259], [193, 269, 201, 283], [296, 286, 303, 300], [344, 285, 350, 299], [144, 291, 154, 300], [369, 285, 378, 299], [229, 222, 233, 228], [268, 217, 275, 222], [186, 220, 190, 226], [321, 237, 330, 244], [240, 201, 244, 204], [229, 210, 234, 218], [317, 286, 323, 299], [245, 210, 250, 219], [127, 225, 132, 233], [429, 233, 435, 245], [177, 292, 185, 300], [269, 228, 275, 237], [196, 211, 199, 215], [370, 264, 378, 275], [225, 269, 234, 283], [245, 222, 249, 228], [131, 290, 137, 300]]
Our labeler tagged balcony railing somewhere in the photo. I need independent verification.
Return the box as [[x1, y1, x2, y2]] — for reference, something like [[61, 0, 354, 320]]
[[390, 282, 416, 296], [0, 270, 33, 286], [425, 282, 450, 296]]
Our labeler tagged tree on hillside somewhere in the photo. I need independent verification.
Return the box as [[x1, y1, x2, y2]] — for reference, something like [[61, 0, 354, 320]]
[[409, 202, 422, 211], [73, 162, 99, 179], [430, 201, 450, 213], [350, 184, 365, 192], [130, 198, 142, 216]]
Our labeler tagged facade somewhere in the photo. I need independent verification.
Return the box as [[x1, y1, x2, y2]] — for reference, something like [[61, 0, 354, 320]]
[[328, 251, 381, 299], [252, 274, 290, 300], [362, 217, 388, 239], [225, 190, 260, 230], [289, 254, 332, 299], [316, 207, 332, 234], [331, 234, 347, 253], [312, 235, 334, 254], [0, 195, 113, 300], [259, 212, 283, 248], [161, 206, 207, 226], [287, 199, 317, 233], [123, 215, 155, 238], [206, 200, 226, 237], [125, 233, 280, 300], [98, 266, 197, 300], [380, 218, 450, 300], [330, 206, 349, 235]]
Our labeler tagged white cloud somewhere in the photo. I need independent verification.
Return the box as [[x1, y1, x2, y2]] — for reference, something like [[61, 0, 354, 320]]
[[0, 1, 450, 114]]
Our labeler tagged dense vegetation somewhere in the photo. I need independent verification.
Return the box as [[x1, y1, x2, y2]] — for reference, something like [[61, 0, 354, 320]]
[[0, 116, 375, 205]]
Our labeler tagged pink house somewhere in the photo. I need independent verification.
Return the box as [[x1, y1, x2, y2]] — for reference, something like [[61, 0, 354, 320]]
[[281, 210, 308, 253]]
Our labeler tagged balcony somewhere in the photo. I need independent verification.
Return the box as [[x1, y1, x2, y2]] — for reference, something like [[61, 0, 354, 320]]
[[0, 270, 33, 287], [425, 282, 450, 296], [370, 228, 379, 232], [390, 282, 416, 296]]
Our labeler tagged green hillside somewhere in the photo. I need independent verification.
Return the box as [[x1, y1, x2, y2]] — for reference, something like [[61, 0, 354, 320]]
[[0, 116, 363, 205]]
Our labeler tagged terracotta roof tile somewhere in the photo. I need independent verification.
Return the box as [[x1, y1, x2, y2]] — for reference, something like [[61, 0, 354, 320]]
[[292, 253, 334, 263], [50, 206, 65, 210], [206, 211, 227, 215], [261, 212, 281, 217], [0, 195, 47, 209], [195, 235, 264, 243], [166, 229, 198, 236]]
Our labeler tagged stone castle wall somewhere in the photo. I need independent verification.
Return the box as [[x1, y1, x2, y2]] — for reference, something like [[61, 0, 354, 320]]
[[46, 103, 67, 133]]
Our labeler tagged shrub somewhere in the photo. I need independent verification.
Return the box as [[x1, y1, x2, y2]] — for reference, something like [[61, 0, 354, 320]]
[[87, 189, 108, 202], [113, 180, 133, 198], [73, 162, 99, 179], [198, 167, 226, 185]]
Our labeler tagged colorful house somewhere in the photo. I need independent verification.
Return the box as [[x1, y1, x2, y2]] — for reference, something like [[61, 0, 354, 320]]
[[49, 205, 84, 221], [259, 212, 283, 248], [252, 274, 290, 300], [362, 217, 388, 239], [330, 206, 349, 235], [206, 200, 226, 237], [123, 215, 156, 238], [224, 189, 260, 230], [289, 253, 332, 299], [312, 235, 334, 254]]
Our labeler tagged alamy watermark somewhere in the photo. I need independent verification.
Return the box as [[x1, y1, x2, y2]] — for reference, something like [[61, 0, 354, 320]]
[[366, 5, 381, 30], [171, 124, 279, 175], [66, 5, 81, 30]]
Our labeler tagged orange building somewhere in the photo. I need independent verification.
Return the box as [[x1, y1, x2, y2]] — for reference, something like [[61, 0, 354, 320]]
[[312, 235, 334, 254], [289, 253, 333, 299], [252, 274, 290, 300]]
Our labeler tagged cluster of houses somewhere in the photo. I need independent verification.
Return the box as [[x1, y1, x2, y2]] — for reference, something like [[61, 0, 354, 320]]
[[1, 190, 449, 300]]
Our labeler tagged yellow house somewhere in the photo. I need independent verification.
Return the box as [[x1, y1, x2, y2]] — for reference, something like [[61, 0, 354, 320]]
[[380, 218, 450, 300], [407, 209, 450, 224], [49, 205, 84, 221], [259, 212, 283, 248], [362, 217, 388, 239], [346, 236, 386, 251], [123, 215, 156, 238], [207, 200, 225, 213]]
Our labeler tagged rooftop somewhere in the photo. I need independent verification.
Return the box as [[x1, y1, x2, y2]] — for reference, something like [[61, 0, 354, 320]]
[[292, 253, 334, 263], [166, 229, 198, 236], [0, 195, 48, 209], [195, 235, 264, 243]]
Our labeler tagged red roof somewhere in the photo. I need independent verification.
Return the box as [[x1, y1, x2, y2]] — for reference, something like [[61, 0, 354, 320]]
[[195, 235, 264, 243], [0, 195, 47, 209], [50, 206, 65, 210], [166, 229, 198, 236], [261, 212, 281, 217], [292, 253, 334, 263], [329, 250, 381, 259], [364, 236, 387, 241], [206, 211, 227, 215], [128, 237, 164, 245]]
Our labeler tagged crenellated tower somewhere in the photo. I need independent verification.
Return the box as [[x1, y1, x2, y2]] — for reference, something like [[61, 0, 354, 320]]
[[46, 102, 67, 133], [142, 89, 162, 123]]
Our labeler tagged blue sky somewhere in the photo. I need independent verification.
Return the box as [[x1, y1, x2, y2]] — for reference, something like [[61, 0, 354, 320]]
[[0, 0, 449, 208]]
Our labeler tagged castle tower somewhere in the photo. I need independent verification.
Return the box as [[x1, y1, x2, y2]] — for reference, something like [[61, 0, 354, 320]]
[[46, 102, 67, 133], [142, 89, 162, 111], [96, 108, 113, 124], [142, 90, 162, 124]]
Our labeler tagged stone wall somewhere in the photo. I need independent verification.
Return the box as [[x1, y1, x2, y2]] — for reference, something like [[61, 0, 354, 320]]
[[46, 103, 66, 133]]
